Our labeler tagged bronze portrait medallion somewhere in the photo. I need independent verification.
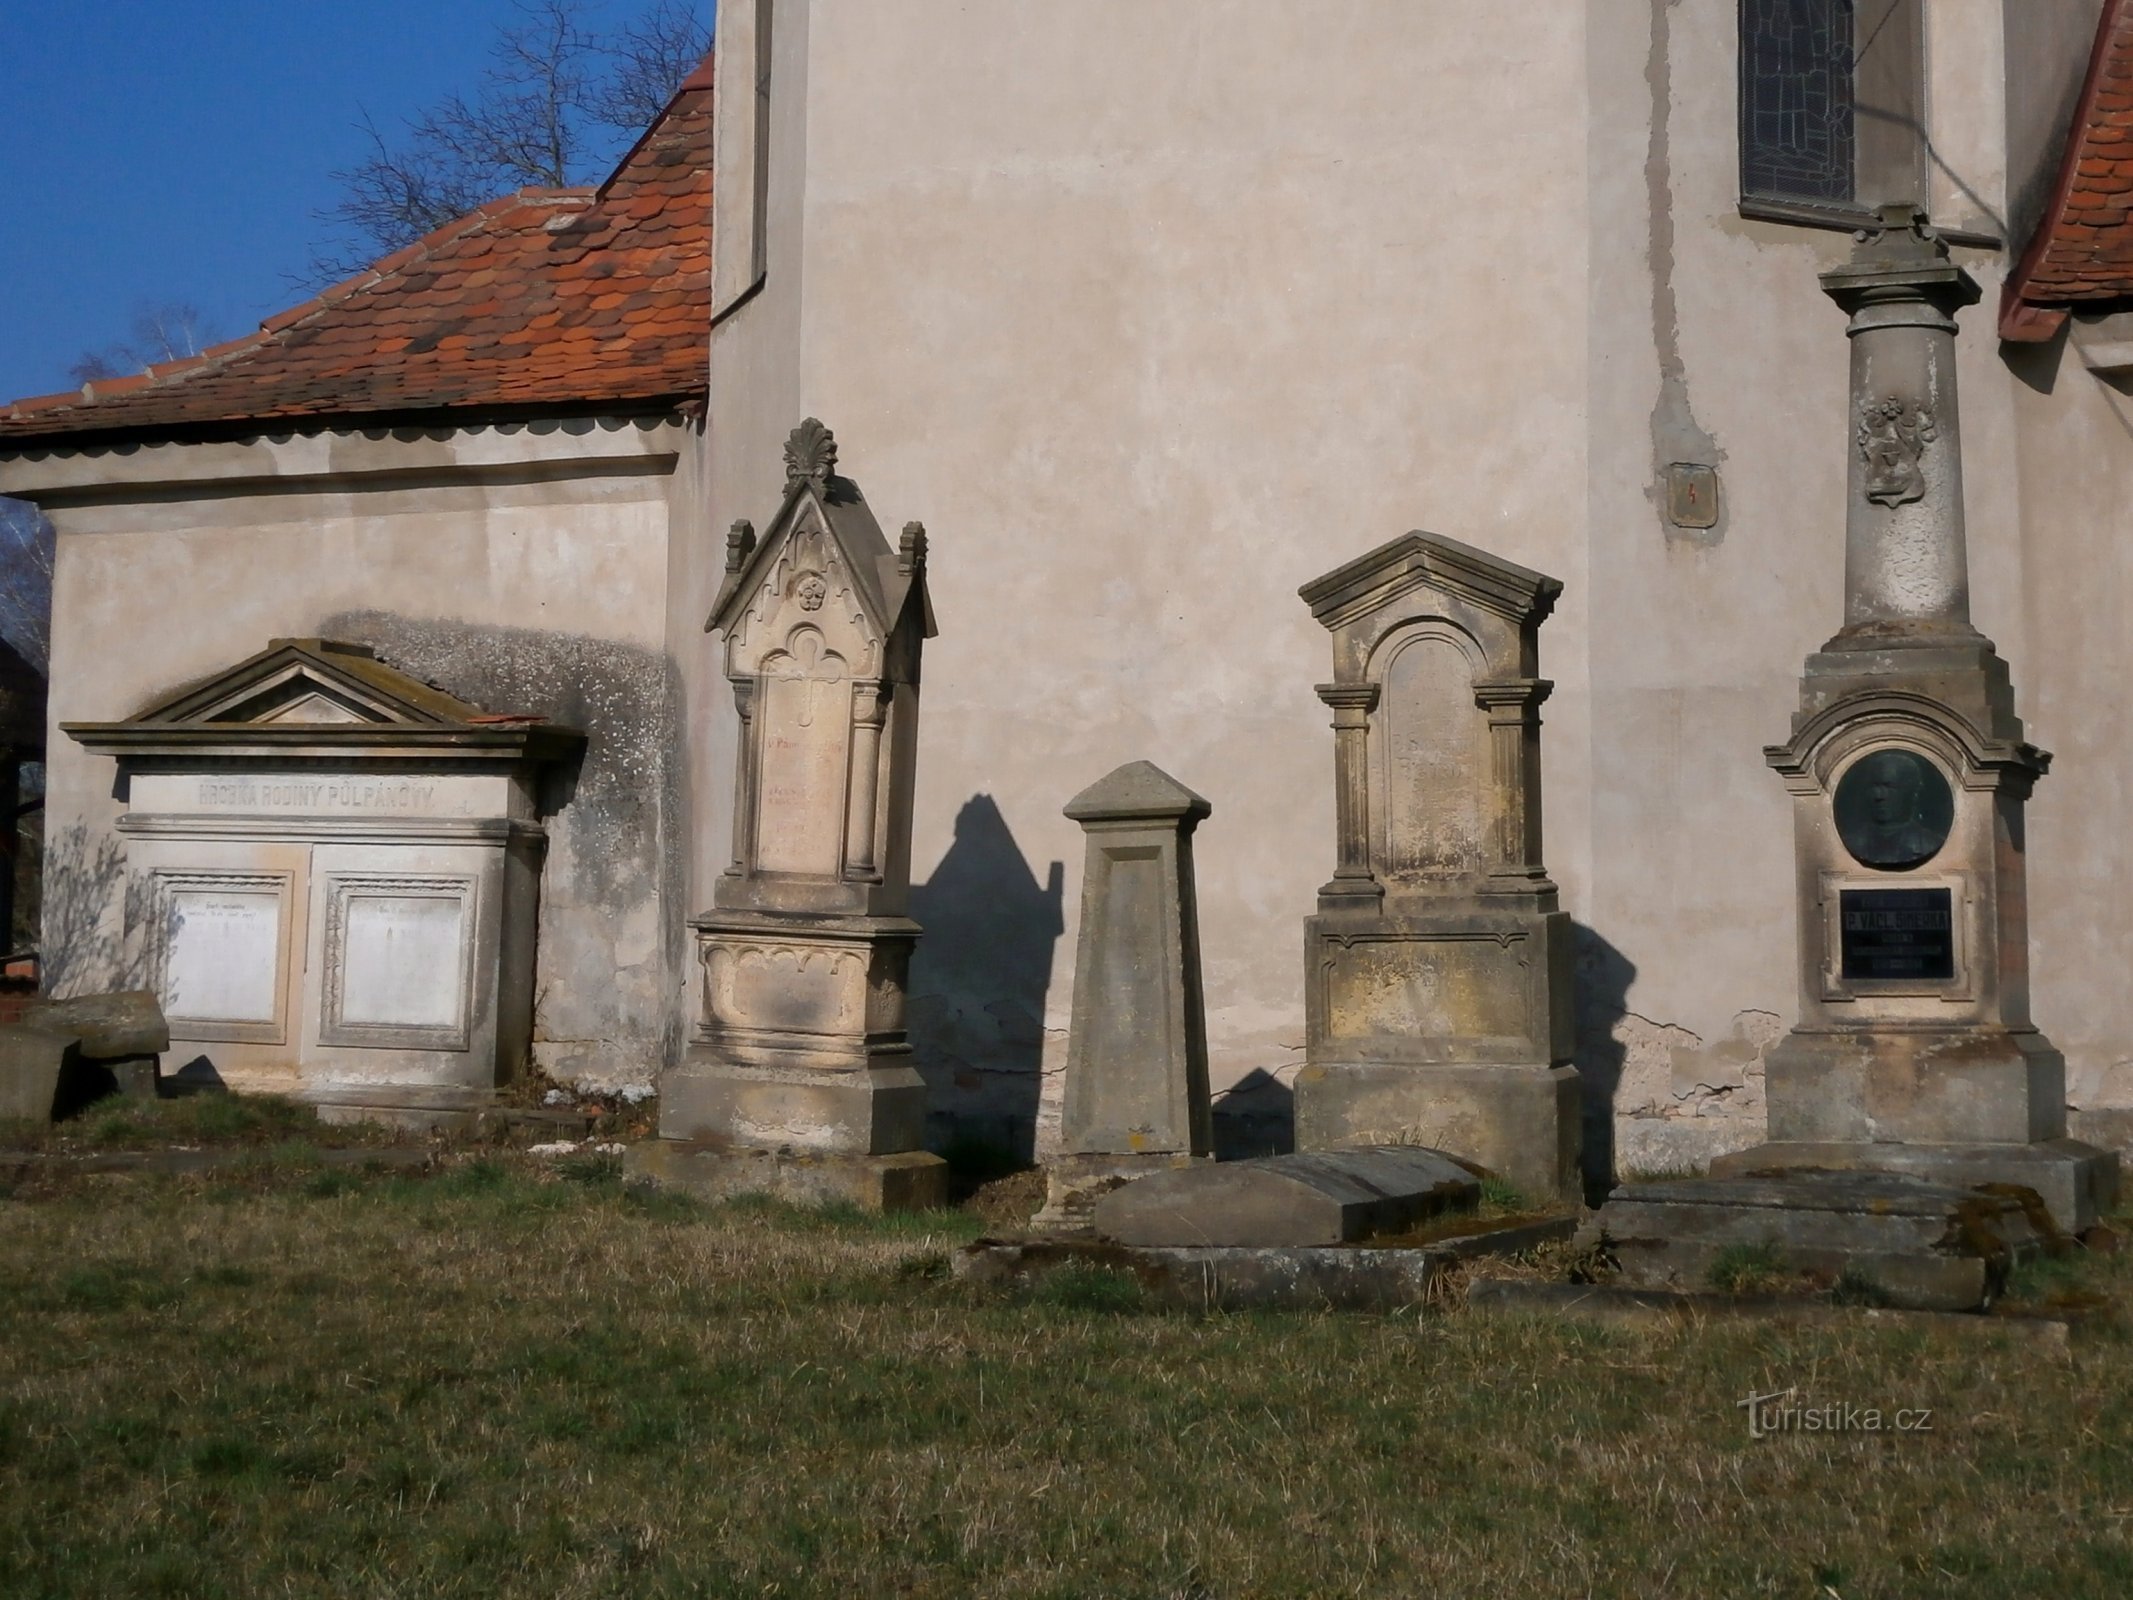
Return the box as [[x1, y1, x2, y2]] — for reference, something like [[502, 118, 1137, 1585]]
[[1833, 748, 1954, 871]]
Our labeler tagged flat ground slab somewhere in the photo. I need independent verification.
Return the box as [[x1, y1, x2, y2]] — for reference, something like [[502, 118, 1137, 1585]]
[[1090, 1146, 1480, 1247], [959, 1215, 1573, 1310], [1598, 1169, 2048, 1311]]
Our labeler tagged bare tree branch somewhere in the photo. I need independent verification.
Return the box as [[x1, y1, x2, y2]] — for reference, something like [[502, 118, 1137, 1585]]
[[67, 303, 217, 387], [591, 0, 714, 132], [305, 0, 709, 287], [0, 499, 54, 673]]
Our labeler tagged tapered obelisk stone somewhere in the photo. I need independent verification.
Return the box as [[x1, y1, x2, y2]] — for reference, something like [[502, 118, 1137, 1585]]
[[629, 420, 946, 1210], [1293, 534, 1579, 1202], [1035, 761, 1213, 1232], [1706, 206, 2117, 1232]]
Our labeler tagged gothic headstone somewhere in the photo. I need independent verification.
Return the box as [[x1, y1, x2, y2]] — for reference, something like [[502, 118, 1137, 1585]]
[[636, 420, 945, 1209], [1707, 206, 2118, 1232], [1293, 534, 1579, 1201], [1034, 761, 1213, 1230]]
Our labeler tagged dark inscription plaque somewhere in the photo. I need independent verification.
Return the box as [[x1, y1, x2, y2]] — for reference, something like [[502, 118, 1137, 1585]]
[[1840, 887, 1954, 982]]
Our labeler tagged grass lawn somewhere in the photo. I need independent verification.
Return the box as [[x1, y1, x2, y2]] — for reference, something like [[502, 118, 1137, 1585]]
[[1, 1102, 2129, 1598]]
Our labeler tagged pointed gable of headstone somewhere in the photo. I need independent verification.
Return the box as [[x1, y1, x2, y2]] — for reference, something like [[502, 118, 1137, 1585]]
[[708, 416, 934, 664]]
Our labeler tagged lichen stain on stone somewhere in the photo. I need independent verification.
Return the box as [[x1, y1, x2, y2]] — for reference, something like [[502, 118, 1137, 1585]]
[[320, 609, 683, 1087]]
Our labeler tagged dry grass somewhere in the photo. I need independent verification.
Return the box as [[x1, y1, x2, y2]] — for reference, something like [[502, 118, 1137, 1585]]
[[0, 1134, 2128, 1597]]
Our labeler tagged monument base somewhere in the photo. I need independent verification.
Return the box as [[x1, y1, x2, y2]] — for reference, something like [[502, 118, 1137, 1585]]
[[1293, 1060, 1581, 1204], [1764, 1026, 2069, 1146], [624, 1138, 948, 1212], [1031, 1151, 1204, 1236], [1710, 1137, 2118, 1235], [1597, 1170, 2048, 1312], [658, 1052, 929, 1154]]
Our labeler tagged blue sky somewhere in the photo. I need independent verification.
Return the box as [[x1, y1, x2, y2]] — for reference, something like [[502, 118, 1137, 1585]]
[[0, 1, 709, 404]]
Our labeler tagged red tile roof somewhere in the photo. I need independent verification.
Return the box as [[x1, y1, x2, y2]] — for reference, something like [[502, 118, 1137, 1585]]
[[2002, 1, 2133, 340], [1, 59, 713, 442]]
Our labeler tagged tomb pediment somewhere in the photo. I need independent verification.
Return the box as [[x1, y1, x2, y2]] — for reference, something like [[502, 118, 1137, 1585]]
[[64, 638, 582, 762], [1300, 532, 1561, 633], [708, 419, 935, 671]]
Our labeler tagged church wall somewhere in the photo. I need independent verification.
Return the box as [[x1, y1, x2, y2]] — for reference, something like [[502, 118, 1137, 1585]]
[[706, 1, 2133, 1175], [15, 419, 685, 1092], [712, 0, 1597, 1156]]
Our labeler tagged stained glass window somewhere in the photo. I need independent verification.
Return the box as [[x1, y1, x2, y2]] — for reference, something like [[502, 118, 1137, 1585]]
[[1740, 0, 1857, 203]]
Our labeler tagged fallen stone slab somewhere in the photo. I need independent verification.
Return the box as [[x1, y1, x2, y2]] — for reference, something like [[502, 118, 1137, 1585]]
[[0, 1026, 80, 1123], [959, 1216, 1574, 1312], [1464, 1278, 2074, 1356], [25, 991, 170, 1059], [1091, 1146, 1479, 1247], [1597, 1169, 2048, 1312]]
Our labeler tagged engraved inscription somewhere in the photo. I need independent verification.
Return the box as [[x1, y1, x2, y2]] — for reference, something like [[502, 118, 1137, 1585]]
[[1839, 887, 1954, 982], [165, 887, 282, 1025], [192, 777, 441, 811]]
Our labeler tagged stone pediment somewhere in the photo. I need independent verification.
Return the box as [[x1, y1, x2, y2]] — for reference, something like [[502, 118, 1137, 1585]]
[[1299, 532, 1561, 632], [707, 419, 935, 664], [64, 638, 582, 762]]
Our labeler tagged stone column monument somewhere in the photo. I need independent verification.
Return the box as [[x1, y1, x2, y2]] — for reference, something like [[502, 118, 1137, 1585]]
[[1294, 534, 1579, 1202], [1034, 761, 1213, 1230], [630, 419, 946, 1210], [1712, 206, 2117, 1232]]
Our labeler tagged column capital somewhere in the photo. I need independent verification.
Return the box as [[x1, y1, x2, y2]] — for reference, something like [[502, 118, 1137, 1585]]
[[1473, 676, 1553, 714], [1315, 682, 1380, 714], [1818, 204, 1981, 319]]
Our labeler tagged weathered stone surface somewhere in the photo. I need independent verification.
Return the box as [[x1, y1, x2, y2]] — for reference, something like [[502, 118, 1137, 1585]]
[[1091, 1147, 1479, 1248], [2071, 1107, 2133, 1162], [652, 422, 942, 1200], [25, 991, 169, 1058], [0, 1027, 79, 1123], [1295, 1057, 1581, 1207], [1725, 211, 2118, 1236], [1058, 761, 1212, 1158], [623, 1138, 948, 1212], [1598, 1171, 2048, 1312], [1710, 1138, 2117, 1236], [63, 639, 575, 1111], [1296, 533, 1578, 1200]]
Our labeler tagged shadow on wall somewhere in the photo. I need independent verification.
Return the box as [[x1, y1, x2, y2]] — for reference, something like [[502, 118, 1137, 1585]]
[[907, 794, 1064, 1163], [1573, 921, 1636, 1207], [40, 822, 146, 999], [321, 611, 686, 1081], [1211, 1068, 1295, 1160]]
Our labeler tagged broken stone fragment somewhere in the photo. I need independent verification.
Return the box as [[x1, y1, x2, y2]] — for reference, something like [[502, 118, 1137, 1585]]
[[0, 1026, 84, 1124]]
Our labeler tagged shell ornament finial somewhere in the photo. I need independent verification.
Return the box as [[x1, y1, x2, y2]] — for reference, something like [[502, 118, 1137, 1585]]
[[783, 418, 838, 489]]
